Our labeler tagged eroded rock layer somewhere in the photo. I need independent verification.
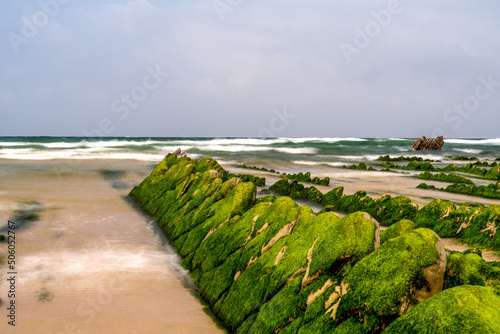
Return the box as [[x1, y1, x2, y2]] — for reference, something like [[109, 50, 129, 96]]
[[129, 152, 499, 333]]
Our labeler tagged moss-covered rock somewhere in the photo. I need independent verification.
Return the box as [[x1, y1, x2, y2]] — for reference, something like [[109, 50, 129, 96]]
[[416, 171, 473, 184], [130, 152, 500, 334], [334, 228, 446, 332], [413, 199, 456, 230], [342, 162, 376, 171], [228, 173, 266, 186], [380, 219, 415, 244], [444, 181, 500, 200], [403, 160, 435, 170], [269, 178, 323, 204], [368, 195, 418, 227], [238, 163, 278, 174], [308, 212, 380, 280], [322, 186, 344, 208], [383, 285, 500, 333], [445, 251, 500, 294], [280, 171, 330, 186]]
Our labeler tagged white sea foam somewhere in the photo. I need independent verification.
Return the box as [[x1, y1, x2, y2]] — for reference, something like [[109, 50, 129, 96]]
[[19, 246, 185, 286], [84, 139, 165, 148], [0, 142, 41, 147], [43, 142, 87, 148], [337, 155, 381, 161], [446, 138, 500, 145], [292, 160, 345, 167], [195, 145, 317, 154], [292, 160, 323, 166], [0, 149, 164, 161], [453, 148, 483, 154], [168, 138, 288, 147], [281, 137, 367, 144], [375, 138, 408, 141]]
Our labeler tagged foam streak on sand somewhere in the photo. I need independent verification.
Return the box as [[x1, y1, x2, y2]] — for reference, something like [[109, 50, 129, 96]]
[[0, 160, 224, 334]]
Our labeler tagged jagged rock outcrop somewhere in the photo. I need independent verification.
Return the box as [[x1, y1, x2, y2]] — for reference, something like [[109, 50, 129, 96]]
[[129, 152, 499, 334], [410, 136, 444, 151]]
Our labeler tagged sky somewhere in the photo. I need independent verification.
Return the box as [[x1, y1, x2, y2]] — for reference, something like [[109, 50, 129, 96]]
[[0, 0, 499, 138]]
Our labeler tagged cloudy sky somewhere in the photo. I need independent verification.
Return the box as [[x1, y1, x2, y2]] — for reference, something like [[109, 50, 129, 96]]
[[1, 0, 499, 138]]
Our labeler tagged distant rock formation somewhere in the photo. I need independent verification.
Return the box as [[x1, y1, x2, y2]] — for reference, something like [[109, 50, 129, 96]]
[[410, 136, 444, 151]]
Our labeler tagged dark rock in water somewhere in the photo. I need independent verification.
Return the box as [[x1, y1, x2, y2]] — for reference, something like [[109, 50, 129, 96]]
[[410, 136, 444, 151]]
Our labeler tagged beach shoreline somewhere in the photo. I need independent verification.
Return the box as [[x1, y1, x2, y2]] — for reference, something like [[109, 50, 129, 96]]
[[0, 159, 226, 333]]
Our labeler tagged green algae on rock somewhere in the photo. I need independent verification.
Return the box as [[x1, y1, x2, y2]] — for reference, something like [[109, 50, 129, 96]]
[[341, 162, 376, 171], [269, 178, 324, 204], [280, 171, 330, 186], [380, 219, 415, 245], [445, 251, 500, 295], [129, 151, 500, 334], [416, 171, 473, 184], [383, 285, 500, 334], [334, 228, 446, 332]]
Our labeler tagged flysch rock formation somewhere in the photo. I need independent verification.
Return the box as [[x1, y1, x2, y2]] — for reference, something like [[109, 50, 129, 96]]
[[410, 136, 445, 151], [129, 150, 500, 333]]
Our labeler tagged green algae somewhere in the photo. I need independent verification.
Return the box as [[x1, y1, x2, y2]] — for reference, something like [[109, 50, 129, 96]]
[[445, 251, 500, 295], [238, 163, 279, 174], [417, 180, 500, 200], [380, 219, 415, 245], [335, 228, 444, 332], [228, 173, 266, 186], [280, 171, 330, 186], [341, 162, 376, 171], [416, 171, 473, 184], [308, 212, 378, 277], [129, 152, 500, 334], [383, 285, 500, 334], [269, 178, 324, 204]]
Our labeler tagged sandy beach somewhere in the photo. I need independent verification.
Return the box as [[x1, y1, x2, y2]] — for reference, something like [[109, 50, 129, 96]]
[[0, 159, 225, 334]]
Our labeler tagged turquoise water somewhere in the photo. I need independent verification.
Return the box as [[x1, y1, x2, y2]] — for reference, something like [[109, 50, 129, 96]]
[[0, 137, 499, 166]]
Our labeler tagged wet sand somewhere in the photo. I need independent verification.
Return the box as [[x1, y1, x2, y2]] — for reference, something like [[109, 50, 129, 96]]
[[0, 160, 225, 334]]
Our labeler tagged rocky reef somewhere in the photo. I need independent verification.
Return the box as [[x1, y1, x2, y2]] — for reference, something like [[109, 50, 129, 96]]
[[280, 171, 330, 186], [416, 171, 473, 184], [129, 152, 500, 333], [410, 135, 444, 151], [418, 181, 500, 200], [341, 162, 376, 170]]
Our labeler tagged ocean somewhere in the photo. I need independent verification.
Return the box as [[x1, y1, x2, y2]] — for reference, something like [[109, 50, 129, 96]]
[[1, 137, 499, 165]]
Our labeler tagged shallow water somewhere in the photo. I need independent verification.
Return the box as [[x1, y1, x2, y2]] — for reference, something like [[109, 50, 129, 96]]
[[0, 160, 225, 333]]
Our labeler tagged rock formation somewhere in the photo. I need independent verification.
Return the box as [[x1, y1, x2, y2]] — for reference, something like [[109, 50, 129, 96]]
[[410, 136, 444, 151], [129, 152, 500, 333]]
